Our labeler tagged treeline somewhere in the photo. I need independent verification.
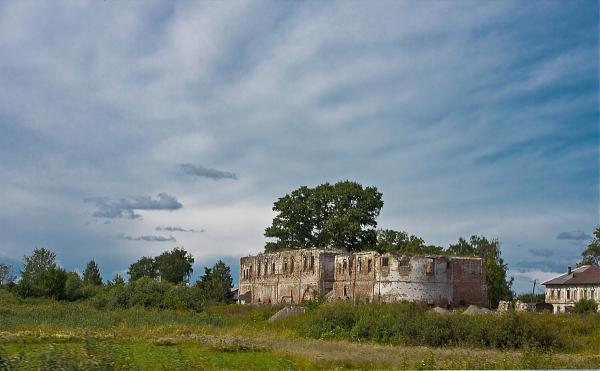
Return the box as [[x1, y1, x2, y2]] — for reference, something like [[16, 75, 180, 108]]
[[265, 181, 514, 307], [0, 247, 234, 311]]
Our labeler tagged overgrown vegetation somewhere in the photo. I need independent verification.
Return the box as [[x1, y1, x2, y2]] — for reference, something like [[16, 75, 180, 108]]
[[574, 299, 599, 314], [290, 302, 566, 350], [3, 247, 234, 310], [1, 291, 599, 369]]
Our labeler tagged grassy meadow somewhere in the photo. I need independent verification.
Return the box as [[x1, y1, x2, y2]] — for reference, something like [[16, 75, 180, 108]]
[[1, 289, 600, 370]]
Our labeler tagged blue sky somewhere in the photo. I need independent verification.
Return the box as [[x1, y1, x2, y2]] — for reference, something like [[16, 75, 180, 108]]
[[0, 1, 597, 294]]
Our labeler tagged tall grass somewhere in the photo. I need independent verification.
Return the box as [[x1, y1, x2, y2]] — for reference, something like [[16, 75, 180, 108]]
[[287, 302, 600, 352]]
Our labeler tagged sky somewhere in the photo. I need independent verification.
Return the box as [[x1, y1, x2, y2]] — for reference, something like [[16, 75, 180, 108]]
[[0, 1, 598, 294]]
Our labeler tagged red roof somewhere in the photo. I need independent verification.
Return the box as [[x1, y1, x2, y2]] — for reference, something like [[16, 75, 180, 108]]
[[543, 265, 600, 285], [567, 265, 600, 285]]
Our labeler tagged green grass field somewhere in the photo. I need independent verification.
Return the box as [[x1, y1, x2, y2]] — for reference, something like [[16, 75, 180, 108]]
[[1, 291, 599, 369]]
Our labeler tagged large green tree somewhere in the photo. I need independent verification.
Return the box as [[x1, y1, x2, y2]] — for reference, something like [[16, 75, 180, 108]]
[[375, 229, 444, 254], [128, 256, 158, 281], [580, 227, 600, 266], [196, 260, 234, 304], [83, 260, 103, 285], [155, 247, 194, 284], [17, 248, 68, 299], [447, 235, 513, 308], [265, 181, 384, 251]]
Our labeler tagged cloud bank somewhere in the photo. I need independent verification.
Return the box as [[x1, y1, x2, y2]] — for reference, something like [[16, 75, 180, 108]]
[[84, 193, 183, 219], [178, 164, 238, 180], [156, 226, 205, 233], [116, 234, 176, 242], [0, 1, 596, 294], [556, 231, 592, 241]]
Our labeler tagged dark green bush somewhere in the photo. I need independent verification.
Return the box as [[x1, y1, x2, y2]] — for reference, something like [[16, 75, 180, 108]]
[[290, 302, 562, 351], [573, 299, 598, 314]]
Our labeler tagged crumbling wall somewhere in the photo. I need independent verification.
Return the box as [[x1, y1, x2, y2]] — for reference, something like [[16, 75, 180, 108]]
[[238, 250, 336, 305], [450, 258, 488, 307], [242, 250, 488, 307]]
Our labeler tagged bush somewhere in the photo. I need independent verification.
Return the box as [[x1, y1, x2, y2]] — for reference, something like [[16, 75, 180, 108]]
[[90, 278, 205, 311], [290, 302, 562, 351], [573, 299, 598, 314]]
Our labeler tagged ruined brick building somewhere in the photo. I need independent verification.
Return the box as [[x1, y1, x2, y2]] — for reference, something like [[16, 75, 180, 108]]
[[239, 249, 488, 307]]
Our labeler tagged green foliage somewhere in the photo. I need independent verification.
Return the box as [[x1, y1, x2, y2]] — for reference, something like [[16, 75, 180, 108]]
[[448, 236, 513, 308], [0, 263, 15, 286], [265, 181, 384, 252], [573, 299, 598, 314], [155, 247, 194, 284], [196, 260, 234, 304], [83, 260, 102, 285], [64, 272, 84, 301], [91, 277, 204, 311], [292, 302, 561, 351], [580, 226, 600, 266], [516, 293, 545, 303], [375, 229, 444, 254], [107, 273, 125, 286], [128, 256, 158, 281], [15, 248, 69, 299]]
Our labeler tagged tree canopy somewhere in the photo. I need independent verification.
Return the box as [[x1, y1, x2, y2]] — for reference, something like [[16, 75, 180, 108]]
[[155, 247, 194, 284], [17, 248, 67, 299], [265, 181, 383, 252], [580, 226, 600, 266], [375, 229, 444, 255], [83, 260, 102, 285], [128, 256, 158, 281], [196, 260, 234, 304]]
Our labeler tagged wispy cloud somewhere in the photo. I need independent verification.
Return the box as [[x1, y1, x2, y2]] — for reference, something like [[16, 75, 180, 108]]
[[512, 269, 563, 285], [156, 226, 205, 233], [178, 164, 238, 180], [556, 230, 592, 241], [116, 234, 176, 242], [528, 248, 554, 258], [84, 193, 183, 219]]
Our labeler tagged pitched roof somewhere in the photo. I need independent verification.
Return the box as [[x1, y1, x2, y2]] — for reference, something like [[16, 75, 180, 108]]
[[543, 265, 600, 285]]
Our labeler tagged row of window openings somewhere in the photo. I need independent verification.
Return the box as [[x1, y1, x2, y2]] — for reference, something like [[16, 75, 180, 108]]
[[242, 256, 315, 279], [550, 288, 597, 301], [337, 258, 384, 275], [335, 257, 437, 276]]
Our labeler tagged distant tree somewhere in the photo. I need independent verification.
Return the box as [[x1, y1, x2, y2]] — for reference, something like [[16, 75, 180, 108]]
[[573, 298, 598, 314], [22, 247, 57, 276], [17, 248, 67, 298], [580, 227, 600, 266], [375, 229, 444, 254], [155, 247, 194, 284], [128, 256, 158, 281], [110, 273, 125, 286], [265, 181, 384, 252], [0, 263, 16, 286], [64, 272, 83, 301], [83, 260, 103, 285], [448, 236, 513, 308], [196, 260, 234, 304]]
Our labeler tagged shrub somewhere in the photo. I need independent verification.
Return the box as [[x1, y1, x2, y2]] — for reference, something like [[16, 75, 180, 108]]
[[573, 299, 598, 314], [290, 303, 562, 351]]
